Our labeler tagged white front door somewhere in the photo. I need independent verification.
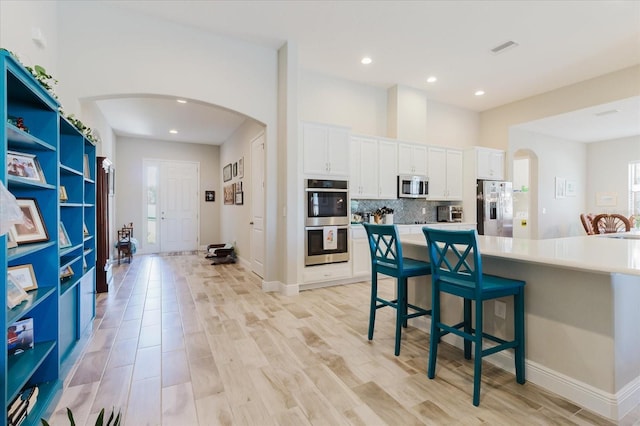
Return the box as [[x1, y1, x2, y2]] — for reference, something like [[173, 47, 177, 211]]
[[160, 161, 199, 252], [250, 133, 265, 277], [143, 159, 199, 253]]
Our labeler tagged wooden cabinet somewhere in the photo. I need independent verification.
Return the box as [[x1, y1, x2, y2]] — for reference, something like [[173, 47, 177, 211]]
[[476, 147, 504, 180], [1, 50, 96, 425], [350, 136, 397, 199], [302, 122, 350, 176], [398, 142, 427, 176], [427, 147, 463, 200]]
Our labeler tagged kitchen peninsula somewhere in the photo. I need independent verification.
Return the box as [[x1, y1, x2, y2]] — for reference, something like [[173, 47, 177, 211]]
[[400, 231, 640, 421]]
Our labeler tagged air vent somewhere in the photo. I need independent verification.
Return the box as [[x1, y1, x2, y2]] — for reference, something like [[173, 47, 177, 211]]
[[490, 40, 519, 55], [595, 109, 620, 117]]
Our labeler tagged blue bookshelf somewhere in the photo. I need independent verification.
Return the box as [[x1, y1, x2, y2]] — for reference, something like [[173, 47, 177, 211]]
[[2, 50, 96, 426]]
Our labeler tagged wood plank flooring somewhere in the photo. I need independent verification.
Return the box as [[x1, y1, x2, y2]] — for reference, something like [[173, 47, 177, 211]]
[[46, 254, 639, 425]]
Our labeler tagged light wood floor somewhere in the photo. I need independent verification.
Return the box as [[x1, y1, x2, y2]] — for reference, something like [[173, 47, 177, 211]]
[[46, 254, 639, 425]]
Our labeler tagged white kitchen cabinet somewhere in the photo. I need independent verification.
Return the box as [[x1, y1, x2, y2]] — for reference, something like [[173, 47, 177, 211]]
[[351, 136, 397, 199], [351, 226, 371, 278], [377, 138, 398, 199], [398, 142, 427, 176], [302, 122, 350, 176], [476, 147, 504, 180], [427, 147, 463, 200]]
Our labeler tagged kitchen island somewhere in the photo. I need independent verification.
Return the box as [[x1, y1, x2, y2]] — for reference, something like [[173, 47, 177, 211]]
[[400, 231, 640, 421]]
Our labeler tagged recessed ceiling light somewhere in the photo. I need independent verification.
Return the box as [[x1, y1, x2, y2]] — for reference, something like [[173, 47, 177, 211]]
[[169, 129, 178, 134], [176, 99, 187, 104], [361, 57, 372, 65], [475, 90, 485, 96], [427, 76, 437, 83]]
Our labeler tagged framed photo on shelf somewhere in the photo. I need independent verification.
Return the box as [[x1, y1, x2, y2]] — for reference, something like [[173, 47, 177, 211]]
[[59, 185, 69, 202], [59, 222, 72, 249], [7, 151, 45, 183], [238, 157, 244, 178], [83, 154, 91, 178], [60, 265, 74, 280], [8, 264, 38, 291], [223, 163, 232, 182], [14, 198, 48, 244], [234, 191, 244, 205], [7, 276, 29, 309], [8, 317, 34, 355]]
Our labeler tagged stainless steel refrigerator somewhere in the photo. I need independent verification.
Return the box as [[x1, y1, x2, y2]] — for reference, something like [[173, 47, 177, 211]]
[[477, 180, 513, 237]]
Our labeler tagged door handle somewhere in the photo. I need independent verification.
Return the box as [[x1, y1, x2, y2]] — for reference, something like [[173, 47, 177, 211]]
[[250, 221, 254, 225]]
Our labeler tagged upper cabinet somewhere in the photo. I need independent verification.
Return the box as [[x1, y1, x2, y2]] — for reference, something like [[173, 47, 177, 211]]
[[427, 147, 463, 200], [302, 122, 350, 177], [350, 136, 398, 199], [397, 142, 427, 176], [476, 147, 505, 180]]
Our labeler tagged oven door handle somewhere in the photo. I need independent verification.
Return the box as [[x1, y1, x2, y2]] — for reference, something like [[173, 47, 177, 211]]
[[305, 225, 350, 231]]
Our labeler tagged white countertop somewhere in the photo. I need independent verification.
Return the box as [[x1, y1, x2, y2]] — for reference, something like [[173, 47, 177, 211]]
[[401, 230, 640, 276]]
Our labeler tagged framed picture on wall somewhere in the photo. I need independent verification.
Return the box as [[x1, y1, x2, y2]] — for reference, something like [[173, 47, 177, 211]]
[[234, 191, 243, 205], [238, 157, 244, 178], [224, 184, 234, 204], [223, 163, 232, 182], [233, 162, 238, 177]]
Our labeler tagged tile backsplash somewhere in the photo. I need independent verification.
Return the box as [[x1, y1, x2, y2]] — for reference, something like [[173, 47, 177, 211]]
[[351, 198, 459, 224]]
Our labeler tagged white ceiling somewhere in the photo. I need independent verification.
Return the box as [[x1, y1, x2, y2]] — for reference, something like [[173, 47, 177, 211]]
[[93, 0, 640, 145]]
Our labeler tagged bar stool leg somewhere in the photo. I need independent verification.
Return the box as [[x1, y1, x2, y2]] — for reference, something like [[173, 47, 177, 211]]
[[368, 273, 378, 341], [515, 290, 526, 384], [473, 299, 483, 407], [395, 277, 407, 356], [427, 283, 440, 379], [464, 298, 472, 359]]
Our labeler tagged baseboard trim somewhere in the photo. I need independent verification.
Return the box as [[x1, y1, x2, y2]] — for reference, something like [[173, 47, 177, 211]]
[[410, 316, 638, 421]]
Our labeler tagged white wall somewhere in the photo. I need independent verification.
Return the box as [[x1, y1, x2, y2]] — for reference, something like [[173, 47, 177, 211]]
[[219, 120, 265, 263], [0, 1, 58, 78], [115, 137, 220, 252], [481, 65, 640, 150], [426, 99, 479, 148], [587, 135, 640, 215], [510, 129, 587, 238], [54, 1, 280, 281], [299, 70, 387, 136]]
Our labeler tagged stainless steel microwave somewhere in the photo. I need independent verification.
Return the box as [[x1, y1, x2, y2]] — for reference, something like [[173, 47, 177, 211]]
[[398, 175, 429, 198]]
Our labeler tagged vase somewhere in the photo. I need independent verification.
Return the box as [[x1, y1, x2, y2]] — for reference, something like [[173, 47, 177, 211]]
[[385, 214, 394, 224]]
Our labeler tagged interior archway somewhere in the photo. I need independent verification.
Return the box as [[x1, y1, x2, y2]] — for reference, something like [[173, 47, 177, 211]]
[[512, 149, 539, 239]]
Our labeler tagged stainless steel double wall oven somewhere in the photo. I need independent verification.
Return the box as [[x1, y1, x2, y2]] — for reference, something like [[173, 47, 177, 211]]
[[305, 179, 349, 266]]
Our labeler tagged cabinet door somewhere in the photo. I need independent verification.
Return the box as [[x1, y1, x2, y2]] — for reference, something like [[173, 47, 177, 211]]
[[327, 127, 350, 176], [303, 123, 329, 175], [358, 137, 379, 198], [398, 143, 427, 175], [446, 149, 463, 199], [476, 148, 504, 180], [378, 139, 398, 199], [352, 233, 371, 277], [427, 147, 446, 199], [350, 137, 363, 197]]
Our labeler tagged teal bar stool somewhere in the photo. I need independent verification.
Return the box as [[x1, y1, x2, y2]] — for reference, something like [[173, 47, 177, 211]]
[[363, 223, 431, 356], [422, 227, 525, 406]]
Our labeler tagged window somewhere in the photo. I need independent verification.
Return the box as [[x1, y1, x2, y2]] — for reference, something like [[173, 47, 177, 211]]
[[630, 161, 640, 226]]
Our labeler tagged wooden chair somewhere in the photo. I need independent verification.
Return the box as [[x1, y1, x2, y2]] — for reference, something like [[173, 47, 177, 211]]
[[117, 223, 134, 264], [363, 223, 432, 356], [580, 213, 595, 235], [422, 227, 526, 406], [592, 214, 631, 234]]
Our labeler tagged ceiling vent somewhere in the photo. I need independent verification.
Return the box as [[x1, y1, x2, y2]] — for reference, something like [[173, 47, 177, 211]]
[[490, 40, 519, 55], [595, 109, 620, 117]]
